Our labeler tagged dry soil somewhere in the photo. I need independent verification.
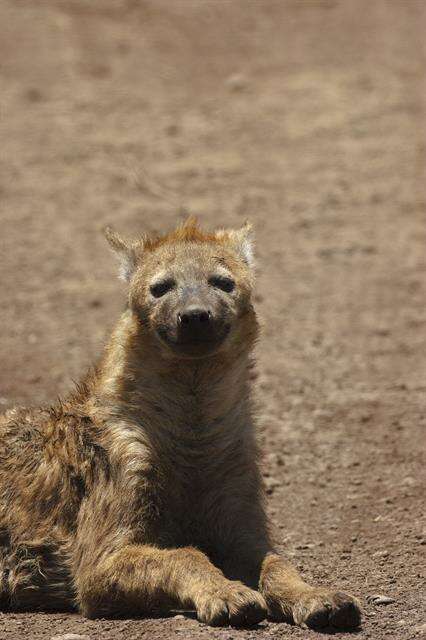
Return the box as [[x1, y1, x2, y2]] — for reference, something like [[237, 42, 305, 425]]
[[0, 1, 425, 639]]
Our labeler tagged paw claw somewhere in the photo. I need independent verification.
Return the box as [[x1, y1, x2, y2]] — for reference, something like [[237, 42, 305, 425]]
[[196, 582, 267, 628], [329, 593, 362, 629], [294, 589, 362, 630]]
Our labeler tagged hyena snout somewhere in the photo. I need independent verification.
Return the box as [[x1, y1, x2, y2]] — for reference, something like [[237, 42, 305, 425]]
[[177, 305, 222, 344], [178, 305, 212, 331]]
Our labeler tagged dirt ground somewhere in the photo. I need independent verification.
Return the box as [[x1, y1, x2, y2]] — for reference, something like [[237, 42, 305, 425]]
[[1, 1, 425, 638]]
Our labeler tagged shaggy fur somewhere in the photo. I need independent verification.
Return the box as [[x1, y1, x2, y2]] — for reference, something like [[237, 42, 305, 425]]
[[0, 219, 361, 629]]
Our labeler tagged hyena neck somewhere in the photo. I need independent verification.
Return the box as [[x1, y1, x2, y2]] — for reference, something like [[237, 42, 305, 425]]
[[93, 309, 255, 436]]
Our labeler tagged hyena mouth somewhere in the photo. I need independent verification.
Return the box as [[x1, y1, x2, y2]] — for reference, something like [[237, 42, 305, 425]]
[[156, 323, 231, 356]]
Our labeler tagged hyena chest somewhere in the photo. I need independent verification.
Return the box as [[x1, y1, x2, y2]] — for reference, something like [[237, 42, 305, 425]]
[[149, 457, 226, 553]]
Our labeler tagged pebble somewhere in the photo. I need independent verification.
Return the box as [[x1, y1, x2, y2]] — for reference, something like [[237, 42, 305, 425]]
[[51, 634, 90, 640], [372, 550, 390, 558], [366, 594, 396, 605], [295, 543, 315, 550], [225, 73, 249, 92]]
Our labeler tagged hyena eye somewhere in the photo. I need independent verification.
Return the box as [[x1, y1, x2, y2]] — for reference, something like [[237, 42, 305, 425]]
[[208, 275, 235, 293], [150, 279, 175, 298]]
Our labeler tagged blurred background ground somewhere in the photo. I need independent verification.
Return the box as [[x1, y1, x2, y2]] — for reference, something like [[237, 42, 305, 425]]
[[0, 1, 425, 638]]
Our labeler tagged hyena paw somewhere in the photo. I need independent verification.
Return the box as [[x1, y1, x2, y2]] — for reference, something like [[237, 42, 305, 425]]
[[195, 581, 267, 627], [291, 588, 362, 630]]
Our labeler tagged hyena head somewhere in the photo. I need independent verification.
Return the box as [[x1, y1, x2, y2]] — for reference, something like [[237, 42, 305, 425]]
[[106, 218, 258, 359]]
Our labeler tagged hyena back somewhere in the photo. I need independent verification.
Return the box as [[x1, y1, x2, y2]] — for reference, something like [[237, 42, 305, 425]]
[[0, 219, 361, 629]]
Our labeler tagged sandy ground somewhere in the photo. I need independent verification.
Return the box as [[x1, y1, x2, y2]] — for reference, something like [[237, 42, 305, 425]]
[[0, 1, 425, 638]]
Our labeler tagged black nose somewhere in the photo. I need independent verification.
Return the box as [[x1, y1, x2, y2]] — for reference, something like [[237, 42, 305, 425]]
[[178, 307, 212, 328]]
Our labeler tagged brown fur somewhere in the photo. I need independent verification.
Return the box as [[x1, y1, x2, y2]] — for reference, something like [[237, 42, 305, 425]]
[[0, 220, 361, 629]]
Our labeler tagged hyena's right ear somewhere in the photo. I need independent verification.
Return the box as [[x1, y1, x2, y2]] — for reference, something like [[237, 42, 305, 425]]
[[104, 226, 137, 282]]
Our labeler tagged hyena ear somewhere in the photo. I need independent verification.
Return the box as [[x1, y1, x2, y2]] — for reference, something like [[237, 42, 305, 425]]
[[104, 226, 137, 282], [221, 222, 255, 268]]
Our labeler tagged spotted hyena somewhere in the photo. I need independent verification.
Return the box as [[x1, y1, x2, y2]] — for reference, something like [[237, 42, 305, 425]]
[[0, 219, 361, 629]]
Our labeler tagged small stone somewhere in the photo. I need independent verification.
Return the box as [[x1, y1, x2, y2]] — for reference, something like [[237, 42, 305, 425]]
[[264, 476, 280, 495], [366, 594, 396, 605], [51, 634, 90, 640], [372, 550, 389, 558], [225, 73, 249, 92], [295, 543, 315, 550]]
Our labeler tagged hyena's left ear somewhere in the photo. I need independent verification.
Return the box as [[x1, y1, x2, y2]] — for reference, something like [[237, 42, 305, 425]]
[[220, 222, 255, 268], [104, 226, 137, 282]]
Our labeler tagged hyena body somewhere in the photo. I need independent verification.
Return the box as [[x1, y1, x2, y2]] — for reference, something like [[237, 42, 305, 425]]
[[0, 220, 361, 629]]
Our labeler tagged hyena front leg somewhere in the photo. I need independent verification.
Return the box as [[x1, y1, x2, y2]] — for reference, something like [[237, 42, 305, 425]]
[[259, 554, 361, 630], [225, 547, 361, 630], [216, 501, 361, 631], [76, 544, 266, 627]]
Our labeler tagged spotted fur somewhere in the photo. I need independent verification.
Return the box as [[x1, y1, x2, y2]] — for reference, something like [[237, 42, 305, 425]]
[[0, 220, 361, 629]]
